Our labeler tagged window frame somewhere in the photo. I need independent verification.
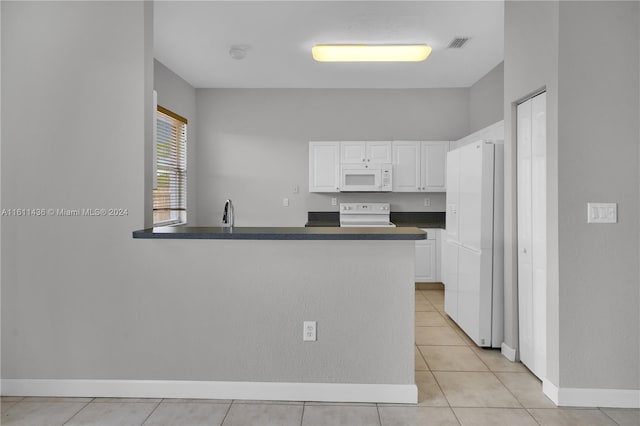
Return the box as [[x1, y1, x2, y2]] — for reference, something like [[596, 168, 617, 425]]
[[153, 105, 188, 227]]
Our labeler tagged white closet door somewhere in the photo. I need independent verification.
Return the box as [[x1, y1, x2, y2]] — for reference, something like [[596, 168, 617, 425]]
[[517, 92, 546, 380], [531, 93, 547, 378]]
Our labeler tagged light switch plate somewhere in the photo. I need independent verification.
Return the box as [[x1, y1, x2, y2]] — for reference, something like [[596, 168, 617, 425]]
[[283, 198, 289, 207], [331, 198, 337, 206], [587, 202, 617, 224]]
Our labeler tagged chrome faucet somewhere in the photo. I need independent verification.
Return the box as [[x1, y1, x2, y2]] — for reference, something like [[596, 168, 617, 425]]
[[222, 199, 234, 228]]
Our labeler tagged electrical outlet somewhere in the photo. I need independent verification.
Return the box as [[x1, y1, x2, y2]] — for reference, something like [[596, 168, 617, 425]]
[[303, 321, 317, 341], [424, 198, 431, 207], [283, 198, 289, 207], [331, 198, 337, 206]]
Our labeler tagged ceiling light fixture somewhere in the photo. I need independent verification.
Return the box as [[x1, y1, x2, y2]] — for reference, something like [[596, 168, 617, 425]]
[[311, 44, 432, 62]]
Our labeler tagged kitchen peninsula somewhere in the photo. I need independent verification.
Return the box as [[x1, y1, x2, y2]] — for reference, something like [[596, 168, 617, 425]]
[[130, 226, 424, 403]]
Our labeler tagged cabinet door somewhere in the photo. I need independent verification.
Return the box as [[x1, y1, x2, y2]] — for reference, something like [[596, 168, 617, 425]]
[[392, 141, 420, 192], [366, 141, 392, 164], [421, 141, 449, 192], [415, 239, 436, 282], [340, 141, 366, 164], [309, 142, 340, 192]]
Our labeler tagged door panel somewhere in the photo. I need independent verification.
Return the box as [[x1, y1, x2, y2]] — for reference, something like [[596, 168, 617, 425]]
[[392, 141, 420, 192], [443, 240, 459, 321], [367, 141, 392, 163], [341, 141, 366, 164], [309, 142, 340, 192], [457, 246, 481, 344], [531, 92, 547, 378], [517, 98, 534, 371], [517, 93, 546, 380], [415, 240, 436, 282], [458, 143, 483, 250], [422, 141, 448, 190], [445, 150, 460, 241]]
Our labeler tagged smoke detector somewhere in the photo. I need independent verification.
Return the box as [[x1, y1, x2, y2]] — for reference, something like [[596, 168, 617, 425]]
[[229, 45, 249, 60]]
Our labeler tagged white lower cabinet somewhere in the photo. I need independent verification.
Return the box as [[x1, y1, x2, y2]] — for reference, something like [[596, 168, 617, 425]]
[[415, 229, 441, 282]]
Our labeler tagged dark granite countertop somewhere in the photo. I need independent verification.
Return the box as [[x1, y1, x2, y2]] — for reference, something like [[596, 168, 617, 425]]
[[133, 226, 426, 240], [396, 222, 446, 229]]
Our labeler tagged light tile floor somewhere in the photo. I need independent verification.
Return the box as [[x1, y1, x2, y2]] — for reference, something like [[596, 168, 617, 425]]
[[1, 289, 638, 426]]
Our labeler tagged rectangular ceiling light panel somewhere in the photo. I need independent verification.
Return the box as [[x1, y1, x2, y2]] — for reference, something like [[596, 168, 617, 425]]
[[312, 44, 432, 62]]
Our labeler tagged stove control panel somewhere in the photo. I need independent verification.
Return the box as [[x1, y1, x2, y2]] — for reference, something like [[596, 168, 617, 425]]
[[340, 203, 391, 214]]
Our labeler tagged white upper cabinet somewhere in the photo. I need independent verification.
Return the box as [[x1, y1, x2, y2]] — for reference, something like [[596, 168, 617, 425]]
[[340, 142, 366, 164], [392, 141, 449, 192], [366, 141, 392, 164], [309, 142, 340, 192], [392, 141, 421, 191], [421, 141, 449, 191], [341, 141, 392, 164]]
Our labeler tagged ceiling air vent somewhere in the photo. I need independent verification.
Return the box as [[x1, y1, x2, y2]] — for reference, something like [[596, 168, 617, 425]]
[[447, 37, 470, 49]]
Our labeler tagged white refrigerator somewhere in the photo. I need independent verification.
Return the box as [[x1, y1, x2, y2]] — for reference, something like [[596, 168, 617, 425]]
[[443, 140, 504, 348]]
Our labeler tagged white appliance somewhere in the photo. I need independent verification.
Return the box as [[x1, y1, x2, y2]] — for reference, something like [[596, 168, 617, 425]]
[[339, 203, 396, 227], [442, 140, 504, 348], [340, 163, 392, 192]]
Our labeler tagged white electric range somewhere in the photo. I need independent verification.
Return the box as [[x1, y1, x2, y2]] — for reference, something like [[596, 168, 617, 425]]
[[339, 203, 396, 228]]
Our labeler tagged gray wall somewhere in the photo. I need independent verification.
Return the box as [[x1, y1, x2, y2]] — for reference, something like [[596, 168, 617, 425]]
[[556, 1, 639, 390], [469, 62, 504, 134], [1, 0, 149, 377], [1, 1, 415, 388], [195, 88, 470, 226], [505, 0, 640, 391], [154, 59, 197, 225]]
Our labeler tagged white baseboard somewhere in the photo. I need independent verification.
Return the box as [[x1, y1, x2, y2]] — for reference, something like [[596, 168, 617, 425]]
[[543, 379, 639, 408], [501, 342, 517, 361], [1, 379, 417, 404], [542, 379, 559, 404]]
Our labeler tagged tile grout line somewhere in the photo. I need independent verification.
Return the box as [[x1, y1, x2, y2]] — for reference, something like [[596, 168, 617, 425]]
[[598, 407, 624, 426], [448, 405, 463, 426], [490, 370, 532, 413], [429, 368, 453, 408], [524, 407, 544, 426], [415, 344, 431, 371], [219, 400, 234, 426], [60, 399, 94, 426], [375, 403, 383, 426], [140, 399, 162, 426]]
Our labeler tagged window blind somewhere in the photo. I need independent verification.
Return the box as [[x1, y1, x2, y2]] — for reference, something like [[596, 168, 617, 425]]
[[153, 106, 187, 225]]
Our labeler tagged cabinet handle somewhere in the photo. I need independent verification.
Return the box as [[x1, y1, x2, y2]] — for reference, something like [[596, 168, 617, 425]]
[[362, 158, 365, 162], [367, 159, 370, 162]]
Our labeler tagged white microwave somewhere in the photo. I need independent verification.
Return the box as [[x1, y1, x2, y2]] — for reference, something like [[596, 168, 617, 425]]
[[340, 163, 392, 192]]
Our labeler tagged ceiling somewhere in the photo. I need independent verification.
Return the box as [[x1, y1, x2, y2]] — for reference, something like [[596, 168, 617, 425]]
[[154, 1, 504, 89]]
